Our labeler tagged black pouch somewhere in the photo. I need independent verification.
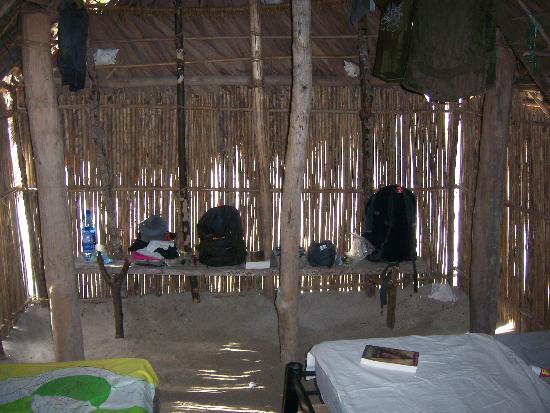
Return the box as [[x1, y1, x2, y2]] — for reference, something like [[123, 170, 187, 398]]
[[307, 240, 336, 267]]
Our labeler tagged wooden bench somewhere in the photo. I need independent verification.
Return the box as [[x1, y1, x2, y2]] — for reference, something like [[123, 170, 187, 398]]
[[75, 257, 430, 338]]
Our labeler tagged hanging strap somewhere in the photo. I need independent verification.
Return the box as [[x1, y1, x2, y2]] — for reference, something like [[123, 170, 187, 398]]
[[377, 189, 396, 259], [379, 262, 393, 313]]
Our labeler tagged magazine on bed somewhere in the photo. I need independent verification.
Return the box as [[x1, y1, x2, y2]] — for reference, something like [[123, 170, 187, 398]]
[[361, 345, 419, 373]]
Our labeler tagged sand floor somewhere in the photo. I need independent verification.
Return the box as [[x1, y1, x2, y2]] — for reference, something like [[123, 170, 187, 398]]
[[1, 284, 470, 412]]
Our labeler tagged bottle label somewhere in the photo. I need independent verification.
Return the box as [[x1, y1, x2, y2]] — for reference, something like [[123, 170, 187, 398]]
[[82, 231, 96, 253]]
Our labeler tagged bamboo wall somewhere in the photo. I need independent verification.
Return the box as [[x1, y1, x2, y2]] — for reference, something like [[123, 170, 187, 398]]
[[499, 91, 550, 330], [12, 85, 483, 299], [7, 84, 549, 331], [0, 97, 29, 338]]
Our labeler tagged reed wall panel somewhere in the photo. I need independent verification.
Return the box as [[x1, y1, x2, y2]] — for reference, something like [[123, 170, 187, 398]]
[[499, 91, 550, 331], [9, 85, 482, 298], [0, 97, 28, 337], [12, 85, 549, 334]]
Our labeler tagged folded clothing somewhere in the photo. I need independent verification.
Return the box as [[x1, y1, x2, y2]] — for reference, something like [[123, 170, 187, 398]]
[[129, 239, 179, 259], [131, 251, 162, 261], [129, 239, 148, 252]]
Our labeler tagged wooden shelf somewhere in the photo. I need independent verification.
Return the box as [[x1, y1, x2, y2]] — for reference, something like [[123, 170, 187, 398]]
[[75, 257, 428, 277]]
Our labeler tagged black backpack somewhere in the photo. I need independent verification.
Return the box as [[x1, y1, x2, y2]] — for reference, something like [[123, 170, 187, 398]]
[[362, 185, 417, 263], [307, 240, 336, 267], [197, 205, 247, 267]]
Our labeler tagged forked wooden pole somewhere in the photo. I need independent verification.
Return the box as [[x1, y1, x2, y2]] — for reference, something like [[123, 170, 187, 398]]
[[97, 254, 130, 339]]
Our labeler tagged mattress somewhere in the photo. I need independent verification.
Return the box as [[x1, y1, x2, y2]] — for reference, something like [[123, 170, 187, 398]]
[[0, 357, 159, 413], [307, 333, 550, 413]]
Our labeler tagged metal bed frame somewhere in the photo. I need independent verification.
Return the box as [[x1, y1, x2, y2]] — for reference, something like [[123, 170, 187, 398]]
[[282, 362, 322, 413]]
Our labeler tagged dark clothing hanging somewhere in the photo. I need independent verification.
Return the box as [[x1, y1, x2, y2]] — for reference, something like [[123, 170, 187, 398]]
[[57, 0, 89, 92], [373, 0, 414, 82], [401, 0, 495, 101]]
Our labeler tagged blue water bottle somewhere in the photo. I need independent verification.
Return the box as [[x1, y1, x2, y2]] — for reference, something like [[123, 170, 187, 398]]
[[82, 209, 96, 261]]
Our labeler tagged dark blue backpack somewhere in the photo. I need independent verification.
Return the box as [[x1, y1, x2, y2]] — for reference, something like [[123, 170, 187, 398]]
[[362, 185, 417, 262], [197, 205, 247, 267]]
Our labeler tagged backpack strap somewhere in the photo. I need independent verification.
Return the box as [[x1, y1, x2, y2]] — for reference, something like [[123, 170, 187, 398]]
[[377, 188, 396, 259], [412, 258, 418, 293], [379, 262, 392, 313], [402, 190, 417, 260]]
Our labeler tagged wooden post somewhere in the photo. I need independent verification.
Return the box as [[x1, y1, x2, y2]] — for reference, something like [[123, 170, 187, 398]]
[[98, 254, 129, 338], [275, 0, 312, 364], [358, 15, 375, 297], [469, 30, 515, 334], [175, 0, 199, 302], [87, 51, 123, 258], [249, 0, 274, 299], [21, 9, 84, 361], [386, 267, 397, 328], [358, 16, 375, 207], [9, 91, 49, 305]]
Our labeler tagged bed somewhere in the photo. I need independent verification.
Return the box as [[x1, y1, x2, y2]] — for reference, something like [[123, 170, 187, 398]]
[[0, 357, 159, 413], [304, 333, 550, 413]]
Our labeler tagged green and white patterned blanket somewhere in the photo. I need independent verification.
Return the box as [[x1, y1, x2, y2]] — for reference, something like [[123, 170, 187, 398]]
[[0, 358, 159, 413]]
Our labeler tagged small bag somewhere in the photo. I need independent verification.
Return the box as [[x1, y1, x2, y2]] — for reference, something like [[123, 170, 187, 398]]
[[307, 240, 336, 268]]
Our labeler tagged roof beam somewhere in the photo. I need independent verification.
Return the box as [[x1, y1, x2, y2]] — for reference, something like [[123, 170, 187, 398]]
[[95, 74, 364, 88], [90, 34, 366, 44]]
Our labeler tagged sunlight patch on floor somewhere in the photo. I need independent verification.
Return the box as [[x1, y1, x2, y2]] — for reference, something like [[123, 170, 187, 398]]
[[197, 372, 257, 381], [170, 401, 276, 413], [220, 343, 258, 353], [187, 383, 265, 393], [495, 320, 516, 334]]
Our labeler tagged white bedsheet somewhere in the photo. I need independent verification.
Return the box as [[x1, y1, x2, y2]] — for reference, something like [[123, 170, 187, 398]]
[[307, 333, 550, 413]]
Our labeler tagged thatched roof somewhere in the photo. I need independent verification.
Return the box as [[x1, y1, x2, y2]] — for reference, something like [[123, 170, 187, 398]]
[[0, 0, 548, 99]]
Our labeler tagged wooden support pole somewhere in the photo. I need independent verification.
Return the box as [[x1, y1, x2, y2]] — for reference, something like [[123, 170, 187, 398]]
[[469, 30, 515, 334], [275, 0, 312, 364], [386, 268, 397, 329], [9, 91, 49, 305], [87, 51, 123, 258], [21, 9, 84, 361], [175, 0, 199, 302], [358, 15, 375, 204], [249, 0, 274, 299], [358, 14, 375, 297], [97, 254, 129, 338]]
